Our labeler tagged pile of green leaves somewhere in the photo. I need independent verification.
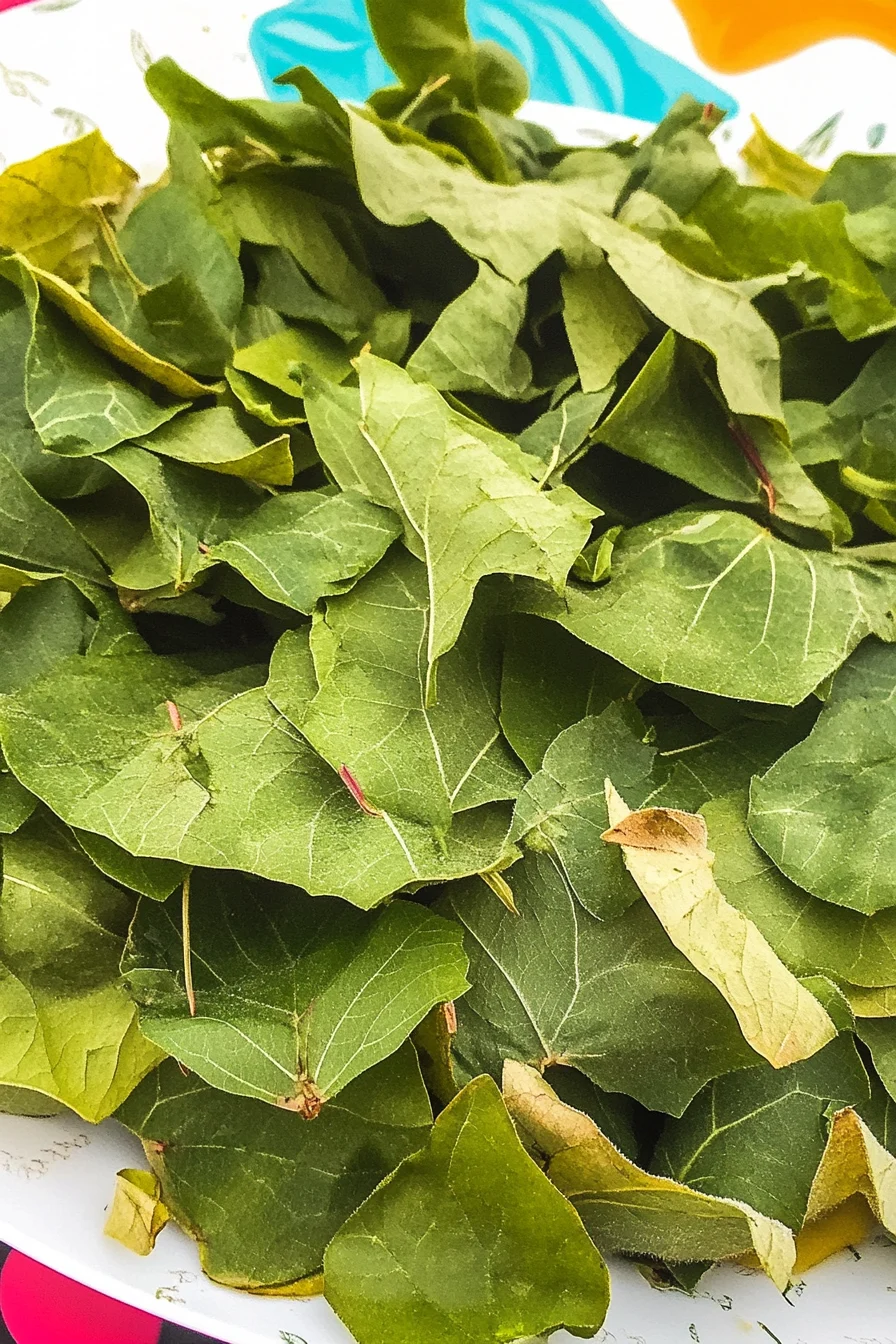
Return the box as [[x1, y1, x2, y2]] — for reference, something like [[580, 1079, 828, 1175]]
[[7, 1, 896, 1339]]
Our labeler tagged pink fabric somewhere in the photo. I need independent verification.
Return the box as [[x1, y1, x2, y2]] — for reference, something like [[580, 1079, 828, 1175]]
[[0, 1252, 162, 1344]]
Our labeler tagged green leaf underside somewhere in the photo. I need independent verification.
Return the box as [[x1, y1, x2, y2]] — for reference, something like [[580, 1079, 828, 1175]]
[[516, 509, 896, 705], [124, 872, 469, 1106], [750, 641, 896, 913], [135, 407, 293, 486], [407, 261, 534, 398], [103, 446, 260, 591], [208, 488, 401, 614], [73, 829, 187, 901], [707, 794, 896, 987], [0, 450, 109, 582], [499, 615, 638, 772], [0, 651, 516, 906], [598, 332, 834, 538], [323, 1076, 610, 1344], [512, 703, 657, 918], [116, 1045, 433, 1289]]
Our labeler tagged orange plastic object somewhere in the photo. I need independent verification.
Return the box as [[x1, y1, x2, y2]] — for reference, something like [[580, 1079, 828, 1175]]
[[673, 0, 896, 71]]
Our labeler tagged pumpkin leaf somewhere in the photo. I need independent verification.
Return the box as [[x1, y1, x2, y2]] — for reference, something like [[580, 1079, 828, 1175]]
[[323, 1075, 610, 1344]]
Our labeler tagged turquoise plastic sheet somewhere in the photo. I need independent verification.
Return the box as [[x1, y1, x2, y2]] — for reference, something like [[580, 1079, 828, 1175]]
[[249, 0, 736, 120]]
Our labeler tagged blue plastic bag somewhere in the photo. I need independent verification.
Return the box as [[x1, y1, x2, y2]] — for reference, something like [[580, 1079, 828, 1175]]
[[249, 0, 734, 121]]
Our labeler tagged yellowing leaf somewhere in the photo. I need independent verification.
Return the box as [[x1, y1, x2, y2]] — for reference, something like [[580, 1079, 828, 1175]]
[[503, 1061, 795, 1290], [0, 133, 137, 282], [793, 1193, 877, 1272], [104, 1168, 169, 1256], [0, 565, 47, 595], [603, 782, 836, 1068], [843, 984, 896, 1017], [805, 1107, 896, 1239], [24, 261, 214, 399], [741, 118, 826, 200]]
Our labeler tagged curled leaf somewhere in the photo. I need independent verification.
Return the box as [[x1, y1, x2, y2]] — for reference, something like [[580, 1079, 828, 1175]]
[[804, 1107, 896, 1238], [104, 1168, 169, 1256], [503, 1060, 795, 1290], [603, 782, 837, 1067]]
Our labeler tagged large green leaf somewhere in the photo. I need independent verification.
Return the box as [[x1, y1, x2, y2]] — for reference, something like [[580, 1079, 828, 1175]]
[[706, 794, 896, 988], [305, 354, 595, 693], [116, 1046, 432, 1289], [504, 1061, 795, 1287], [276, 553, 525, 833], [0, 578, 93, 695], [323, 1075, 610, 1344], [406, 261, 533, 398], [515, 388, 614, 487], [252, 245, 363, 339], [12, 259, 187, 454], [73, 830, 186, 901], [651, 708, 814, 812], [0, 133, 136, 282], [653, 1036, 870, 1229], [124, 873, 469, 1110], [221, 174, 386, 323], [439, 850, 756, 1115], [0, 812, 162, 1121], [750, 640, 896, 913], [561, 261, 647, 393], [0, 651, 516, 906], [232, 325, 353, 396], [350, 112, 783, 420], [511, 703, 658, 919], [98, 183, 243, 378], [0, 764, 35, 836], [519, 508, 896, 705], [26, 307, 184, 455], [209, 488, 400, 614], [0, 303, 113, 500]]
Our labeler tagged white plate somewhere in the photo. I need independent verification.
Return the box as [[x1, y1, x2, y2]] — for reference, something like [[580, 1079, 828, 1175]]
[[2, 1105, 896, 1344]]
